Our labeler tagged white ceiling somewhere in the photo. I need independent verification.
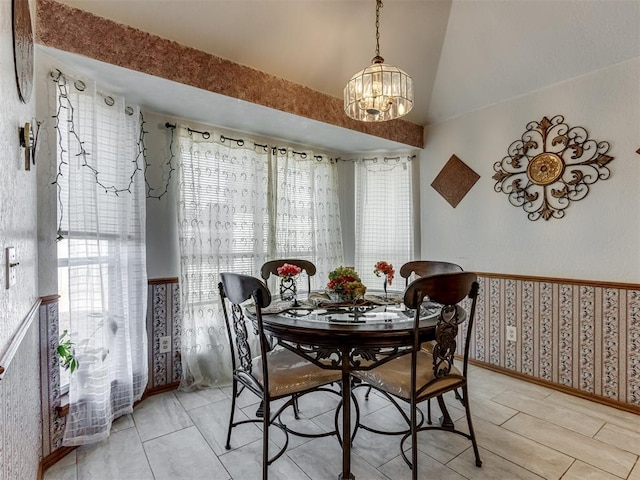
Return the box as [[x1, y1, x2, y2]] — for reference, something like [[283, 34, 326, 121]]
[[46, 0, 640, 152]]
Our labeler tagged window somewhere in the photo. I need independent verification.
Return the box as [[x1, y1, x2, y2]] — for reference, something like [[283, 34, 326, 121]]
[[51, 71, 148, 444], [355, 156, 416, 288]]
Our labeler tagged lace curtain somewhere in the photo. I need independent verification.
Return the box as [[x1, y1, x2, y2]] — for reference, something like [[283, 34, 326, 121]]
[[177, 129, 269, 389], [51, 72, 148, 445], [177, 129, 343, 390], [271, 148, 344, 291], [355, 155, 415, 289]]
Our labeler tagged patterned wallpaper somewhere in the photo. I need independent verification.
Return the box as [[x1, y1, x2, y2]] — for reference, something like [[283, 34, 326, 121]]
[[40, 299, 65, 457], [472, 275, 640, 408], [147, 281, 182, 390]]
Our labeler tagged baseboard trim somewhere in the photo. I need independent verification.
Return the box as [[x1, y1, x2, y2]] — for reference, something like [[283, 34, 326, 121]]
[[38, 446, 76, 480], [469, 358, 640, 414]]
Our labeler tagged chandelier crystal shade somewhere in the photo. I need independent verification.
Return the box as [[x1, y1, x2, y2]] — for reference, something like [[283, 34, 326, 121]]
[[344, 0, 414, 122]]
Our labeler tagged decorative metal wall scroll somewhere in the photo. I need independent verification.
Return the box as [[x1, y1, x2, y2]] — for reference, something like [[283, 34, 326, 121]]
[[492, 115, 614, 221]]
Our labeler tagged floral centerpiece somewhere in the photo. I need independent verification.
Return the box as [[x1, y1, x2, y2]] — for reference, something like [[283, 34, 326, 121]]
[[374, 261, 395, 298], [326, 266, 366, 302], [277, 263, 302, 304]]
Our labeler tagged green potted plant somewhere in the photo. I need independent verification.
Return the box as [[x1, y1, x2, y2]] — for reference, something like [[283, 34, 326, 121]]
[[57, 329, 79, 373]]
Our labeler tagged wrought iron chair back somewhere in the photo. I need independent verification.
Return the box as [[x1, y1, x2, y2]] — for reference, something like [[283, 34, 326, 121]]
[[404, 272, 478, 380], [399, 260, 463, 286], [219, 272, 341, 479], [219, 273, 271, 387], [260, 259, 316, 294], [353, 271, 482, 480]]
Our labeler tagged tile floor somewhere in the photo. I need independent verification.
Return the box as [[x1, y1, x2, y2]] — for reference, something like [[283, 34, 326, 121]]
[[44, 365, 640, 480]]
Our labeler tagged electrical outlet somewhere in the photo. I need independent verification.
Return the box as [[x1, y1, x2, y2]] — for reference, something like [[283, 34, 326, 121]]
[[159, 336, 171, 354], [506, 325, 517, 342]]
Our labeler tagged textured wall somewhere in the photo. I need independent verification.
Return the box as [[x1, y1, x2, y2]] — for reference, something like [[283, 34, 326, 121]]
[[35, 0, 423, 148], [0, 0, 42, 473], [0, 0, 39, 360], [472, 275, 640, 408], [0, 303, 42, 479], [421, 58, 640, 283]]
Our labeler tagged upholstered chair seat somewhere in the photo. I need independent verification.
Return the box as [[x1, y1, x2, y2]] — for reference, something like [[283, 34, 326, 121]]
[[251, 347, 341, 397], [356, 351, 463, 402]]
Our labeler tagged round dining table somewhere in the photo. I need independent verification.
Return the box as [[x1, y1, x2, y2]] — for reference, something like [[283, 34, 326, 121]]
[[258, 293, 442, 480]]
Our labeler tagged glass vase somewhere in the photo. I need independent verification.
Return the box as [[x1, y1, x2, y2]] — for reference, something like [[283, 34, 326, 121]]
[[279, 276, 298, 306]]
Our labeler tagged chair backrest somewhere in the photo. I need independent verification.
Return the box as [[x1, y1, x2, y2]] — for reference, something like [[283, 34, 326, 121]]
[[260, 259, 317, 293], [404, 271, 479, 378], [399, 260, 463, 286], [219, 273, 272, 383]]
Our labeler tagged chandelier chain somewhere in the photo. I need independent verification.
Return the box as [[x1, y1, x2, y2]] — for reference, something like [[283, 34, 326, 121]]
[[375, 0, 382, 58]]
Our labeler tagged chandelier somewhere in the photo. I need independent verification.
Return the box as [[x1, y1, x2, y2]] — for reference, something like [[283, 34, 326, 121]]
[[344, 0, 414, 122]]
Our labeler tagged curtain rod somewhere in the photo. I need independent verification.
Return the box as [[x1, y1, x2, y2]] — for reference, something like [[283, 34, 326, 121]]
[[335, 154, 416, 162], [163, 122, 332, 162]]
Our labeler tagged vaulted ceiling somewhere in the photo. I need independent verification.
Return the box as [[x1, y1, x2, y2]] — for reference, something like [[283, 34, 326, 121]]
[[44, 0, 640, 151]]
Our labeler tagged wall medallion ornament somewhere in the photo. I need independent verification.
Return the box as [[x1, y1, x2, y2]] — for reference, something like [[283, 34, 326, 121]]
[[492, 115, 614, 221]]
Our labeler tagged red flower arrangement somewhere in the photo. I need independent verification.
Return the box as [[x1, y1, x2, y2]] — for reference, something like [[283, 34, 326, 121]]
[[277, 263, 302, 279], [374, 261, 395, 285]]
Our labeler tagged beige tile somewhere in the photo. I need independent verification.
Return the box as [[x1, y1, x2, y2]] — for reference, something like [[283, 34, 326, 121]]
[[503, 413, 636, 478], [132, 391, 193, 442], [287, 436, 390, 480], [561, 460, 622, 480], [189, 396, 262, 455], [448, 447, 544, 479], [174, 386, 227, 411], [144, 426, 229, 480], [76, 427, 153, 480], [467, 370, 552, 402], [459, 394, 519, 426], [491, 390, 604, 435], [472, 416, 573, 479], [545, 391, 640, 433], [378, 447, 467, 480], [628, 459, 640, 480], [594, 422, 640, 455], [218, 438, 311, 480]]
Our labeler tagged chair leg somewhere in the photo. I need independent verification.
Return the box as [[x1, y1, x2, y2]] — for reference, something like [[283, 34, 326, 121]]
[[263, 396, 270, 480], [411, 397, 418, 480], [437, 395, 454, 430], [427, 398, 432, 425], [225, 379, 238, 449], [461, 385, 482, 468], [365, 385, 372, 399], [293, 395, 300, 420]]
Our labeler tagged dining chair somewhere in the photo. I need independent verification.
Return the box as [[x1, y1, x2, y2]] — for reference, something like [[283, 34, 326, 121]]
[[399, 260, 463, 286], [353, 272, 482, 479], [365, 260, 464, 420], [219, 272, 341, 480], [260, 259, 317, 302]]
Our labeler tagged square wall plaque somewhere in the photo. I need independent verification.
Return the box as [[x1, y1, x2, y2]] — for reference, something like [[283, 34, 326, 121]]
[[431, 154, 480, 208]]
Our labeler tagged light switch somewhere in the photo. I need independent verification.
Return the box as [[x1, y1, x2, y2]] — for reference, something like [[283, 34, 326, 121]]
[[5, 247, 17, 289]]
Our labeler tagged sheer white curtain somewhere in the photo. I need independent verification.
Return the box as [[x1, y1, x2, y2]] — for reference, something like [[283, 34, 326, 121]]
[[355, 155, 415, 289], [271, 148, 344, 291], [177, 129, 270, 390], [52, 72, 148, 446], [177, 131, 344, 390]]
